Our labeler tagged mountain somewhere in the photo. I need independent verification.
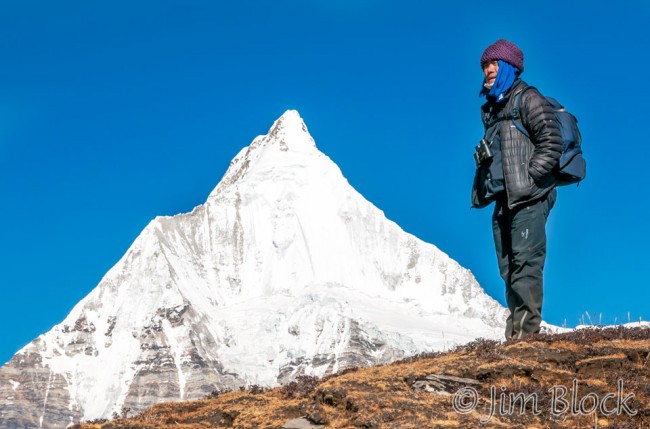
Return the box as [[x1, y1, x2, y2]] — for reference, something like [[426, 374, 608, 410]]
[[0, 110, 507, 428]]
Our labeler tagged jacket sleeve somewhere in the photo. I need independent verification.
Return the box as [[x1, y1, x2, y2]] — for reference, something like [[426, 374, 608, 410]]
[[519, 89, 563, 182]]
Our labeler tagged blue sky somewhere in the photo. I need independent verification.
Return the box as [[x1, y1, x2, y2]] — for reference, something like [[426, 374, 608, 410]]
[[1, 0, 648, 365]]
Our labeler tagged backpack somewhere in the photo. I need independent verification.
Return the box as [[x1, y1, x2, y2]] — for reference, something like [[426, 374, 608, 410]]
[[510, 87, 587, 186]]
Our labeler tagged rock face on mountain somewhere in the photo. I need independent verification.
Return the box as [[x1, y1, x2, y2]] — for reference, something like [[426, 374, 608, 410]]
[[0, 110, 507, 428]]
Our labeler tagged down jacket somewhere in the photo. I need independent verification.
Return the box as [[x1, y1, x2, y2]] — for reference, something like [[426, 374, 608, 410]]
[[472, 79, 563, 209]]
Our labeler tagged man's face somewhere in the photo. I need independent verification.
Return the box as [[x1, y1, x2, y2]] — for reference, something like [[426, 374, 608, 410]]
[[482, 60, 499, 86]]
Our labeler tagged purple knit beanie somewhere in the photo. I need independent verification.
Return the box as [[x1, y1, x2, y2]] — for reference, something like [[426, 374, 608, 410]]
[[480, 39, 524, 72]]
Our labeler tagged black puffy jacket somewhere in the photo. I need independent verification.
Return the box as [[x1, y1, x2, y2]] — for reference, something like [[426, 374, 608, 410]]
[[472, 79, 563, 209]]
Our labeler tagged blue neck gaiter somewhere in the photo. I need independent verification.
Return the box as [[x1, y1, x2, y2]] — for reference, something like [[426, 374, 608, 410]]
[[480, 60, 520, 103]]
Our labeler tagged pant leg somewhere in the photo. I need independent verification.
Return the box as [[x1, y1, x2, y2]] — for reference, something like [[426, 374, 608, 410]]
[[492, 199, 520, 339], [508, 189, 556, 338]]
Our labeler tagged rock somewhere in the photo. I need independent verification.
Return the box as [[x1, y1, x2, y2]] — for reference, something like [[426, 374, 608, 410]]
[[411, 373, 482, 396], [282, 416, 325, 429]]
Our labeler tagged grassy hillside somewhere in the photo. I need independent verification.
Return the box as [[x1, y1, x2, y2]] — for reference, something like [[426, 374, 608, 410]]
[[75, 326, 650, 428]]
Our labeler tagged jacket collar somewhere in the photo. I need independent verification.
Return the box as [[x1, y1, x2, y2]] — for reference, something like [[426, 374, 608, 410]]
[[482, 79, 525, 111]]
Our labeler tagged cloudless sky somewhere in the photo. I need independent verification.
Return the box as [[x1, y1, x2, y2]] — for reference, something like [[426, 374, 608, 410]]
[[1, 0, 649, 365]]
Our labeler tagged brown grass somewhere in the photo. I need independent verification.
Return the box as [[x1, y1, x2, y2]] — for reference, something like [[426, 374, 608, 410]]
[[73, 326, 650, 429]]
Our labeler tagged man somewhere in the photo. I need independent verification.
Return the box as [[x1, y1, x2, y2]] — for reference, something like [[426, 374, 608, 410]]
[[471, 39, 563, 339]]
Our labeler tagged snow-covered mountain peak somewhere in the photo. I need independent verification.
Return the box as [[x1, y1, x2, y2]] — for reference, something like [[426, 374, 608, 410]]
[[256, 109, 316, 156], [0, 111, 507, 428], [267, 109, 313, 144], [208, 109, 321, 200]]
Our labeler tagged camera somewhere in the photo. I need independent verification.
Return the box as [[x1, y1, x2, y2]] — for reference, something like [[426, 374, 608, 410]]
[[474, 139, 493, 166]]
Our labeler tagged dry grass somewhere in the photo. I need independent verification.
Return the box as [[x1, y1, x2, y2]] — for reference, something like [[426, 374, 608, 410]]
[[74, 326, 650, 429]]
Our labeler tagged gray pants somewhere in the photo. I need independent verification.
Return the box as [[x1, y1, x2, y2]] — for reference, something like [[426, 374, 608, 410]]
[[492, 189, 556, 339]]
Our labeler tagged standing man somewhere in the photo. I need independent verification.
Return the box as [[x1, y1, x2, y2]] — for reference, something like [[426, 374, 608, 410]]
[[471, 39, 563, 339]]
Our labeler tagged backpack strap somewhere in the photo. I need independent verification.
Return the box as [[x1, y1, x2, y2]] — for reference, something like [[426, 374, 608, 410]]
[[484, 84, 533, 131], [510, 85, 536, 138]]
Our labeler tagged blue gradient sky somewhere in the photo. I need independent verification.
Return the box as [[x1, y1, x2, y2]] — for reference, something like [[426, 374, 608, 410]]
[[1, 0, 649, 365]]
